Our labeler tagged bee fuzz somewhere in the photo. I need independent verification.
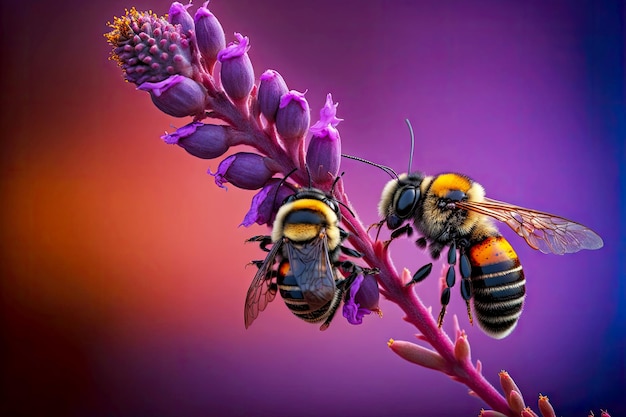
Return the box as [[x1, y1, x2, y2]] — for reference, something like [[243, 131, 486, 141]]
[[387, 339, 448, 373], [538, 394, 556, 417]]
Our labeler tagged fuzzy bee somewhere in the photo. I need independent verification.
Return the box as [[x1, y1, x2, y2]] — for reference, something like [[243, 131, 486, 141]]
[[245, 186, 370, 330], [345, 121, 603, 338], [378, 171, 603, 338]]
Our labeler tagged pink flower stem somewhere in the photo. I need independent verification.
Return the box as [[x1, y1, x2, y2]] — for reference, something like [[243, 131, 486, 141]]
[[336, 189, 515, 417]]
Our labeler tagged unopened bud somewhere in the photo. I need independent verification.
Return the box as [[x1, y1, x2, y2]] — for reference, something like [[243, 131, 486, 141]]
[[168, 2, 194, 35], [387, 338, 447, 372], [209, 152, 275, 190], [453, 333, 471, 363], [537, 395, 556, 417], [194, 1, 226, 73], [217, 33, 254, 101], [275, 90, 310, 142], [258, 69, 288, 123], [137, 75, 206, 117], [162, 122, 231, 159], [306, 93, 342, 184]]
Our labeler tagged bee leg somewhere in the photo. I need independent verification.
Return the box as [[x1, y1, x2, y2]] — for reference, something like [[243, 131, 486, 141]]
[[405, 263, 433, 286], [458, 245, 473, 325], [247, 235, 273, 252], [367, 219, 385, 234], [437, 286, 451, 328], [247, 260, 265, 269], [382, 224, 413, 248], [390, 224, 413, 240], [436, 260, 457, 328], [339, 245, 363, 258]]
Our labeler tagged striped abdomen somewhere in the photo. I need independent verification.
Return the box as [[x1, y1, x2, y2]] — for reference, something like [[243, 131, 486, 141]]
[[468, 236, 526, 339], [276, 260, 340, 323]]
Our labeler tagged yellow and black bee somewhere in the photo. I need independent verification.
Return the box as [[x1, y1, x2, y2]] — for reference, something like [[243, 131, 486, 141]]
[[378, 171, 604, 338], [245, 186, 368, 330]]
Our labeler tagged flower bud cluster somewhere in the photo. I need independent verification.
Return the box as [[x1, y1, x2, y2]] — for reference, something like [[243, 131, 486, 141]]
[[105, 7, 194, 85], [107, 1, 369, 328]]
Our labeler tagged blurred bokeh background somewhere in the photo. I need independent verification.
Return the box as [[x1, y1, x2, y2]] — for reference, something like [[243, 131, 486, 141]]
[[1, 1, 623, 416]]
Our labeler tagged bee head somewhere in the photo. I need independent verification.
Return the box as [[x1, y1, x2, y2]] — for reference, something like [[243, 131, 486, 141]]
[[379, 172, 425, 229], [283, 187, 341, 218]]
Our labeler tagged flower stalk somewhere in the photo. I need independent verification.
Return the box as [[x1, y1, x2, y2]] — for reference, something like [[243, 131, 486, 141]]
[[105, 3, 610, 417]]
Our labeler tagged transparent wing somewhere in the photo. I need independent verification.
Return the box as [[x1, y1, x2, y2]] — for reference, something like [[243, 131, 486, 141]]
[[244, 240, 281, 328], [285, 232, 337, 311], [456, 197, 603, 255]]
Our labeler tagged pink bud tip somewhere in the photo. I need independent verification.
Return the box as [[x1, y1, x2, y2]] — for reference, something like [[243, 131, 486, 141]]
[[538, 394, 556, 417]]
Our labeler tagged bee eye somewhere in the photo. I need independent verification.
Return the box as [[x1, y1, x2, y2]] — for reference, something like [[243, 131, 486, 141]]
[[396, 187, 419, 218], [325, 199, 339, 213], [283, 195, 296, 205]]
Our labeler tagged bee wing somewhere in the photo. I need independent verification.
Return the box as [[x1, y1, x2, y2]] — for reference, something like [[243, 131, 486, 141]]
[[456, 197, 603, 255], [244, 239, 281, 329], [284, 232, 337, 311]]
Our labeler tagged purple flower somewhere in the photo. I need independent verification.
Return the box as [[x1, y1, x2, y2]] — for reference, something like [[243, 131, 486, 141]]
[[258, 70, 289, 123], [209, 152, 275, 190], [168, 2, 194, 35], [217, 33, 254, 102], [105, 7, 193, 85], [306, 93, 343, 184], [275, 90, 310, 142], [241, 179, 294, 227], [194, 1, 226, 73], [161, 121, 232, 159], [342, 273, 380, 325], [137, 75, 206, 117]]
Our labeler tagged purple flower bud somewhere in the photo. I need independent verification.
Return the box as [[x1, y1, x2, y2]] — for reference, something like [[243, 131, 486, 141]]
[[194, 1, 226, 73], [137, 75, 206, 117], [258, 70, 288, 123], [241, 179, 294, 227], [168, 2, 194, 35], [275, 90, 310, 142], [209, 152, 275, 190], [161, 121, 232, 159], [105, 7, 193, 85], [342, 274, 380, 325], [217, 33, 254, 101], [306, 93, 343, 184]]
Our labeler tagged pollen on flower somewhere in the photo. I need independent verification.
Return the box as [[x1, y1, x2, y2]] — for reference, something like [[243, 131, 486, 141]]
[[106, 7, 152, 50]]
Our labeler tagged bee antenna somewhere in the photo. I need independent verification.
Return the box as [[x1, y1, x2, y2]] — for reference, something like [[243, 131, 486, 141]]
[[330, 171, 344, 194], [271, 167, 298, 210], [341, 154, 399, 180], [405, 118, 415, 174], [304, 164, 313, 188], [338, 200, 355, 218]]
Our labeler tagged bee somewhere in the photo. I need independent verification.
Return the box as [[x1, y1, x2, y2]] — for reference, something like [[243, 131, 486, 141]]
[[378, 170, 602, 338], [245, 185, 369, 330], [346, 120, 603, 338]]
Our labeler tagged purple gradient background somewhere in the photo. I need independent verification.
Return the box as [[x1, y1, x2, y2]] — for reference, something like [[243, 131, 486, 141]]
[[1, 1, 624, 416]]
